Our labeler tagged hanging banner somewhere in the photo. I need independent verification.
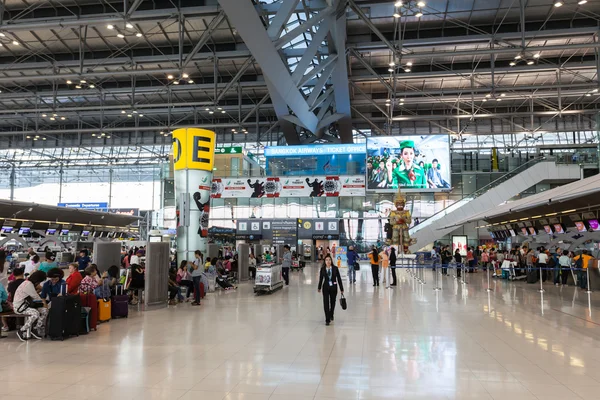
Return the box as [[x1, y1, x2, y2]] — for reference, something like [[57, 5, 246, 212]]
[[211, 175, 365, 198]]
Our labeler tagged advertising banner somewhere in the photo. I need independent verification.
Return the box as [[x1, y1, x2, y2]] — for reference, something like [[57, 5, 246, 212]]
[[211, 175, 365, 198], [367, 135, 451, 191], [452, 235, 468, 257]]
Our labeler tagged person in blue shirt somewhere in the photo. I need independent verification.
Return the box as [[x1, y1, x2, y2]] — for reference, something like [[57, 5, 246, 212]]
[[40, 268, 66, 302], [77, 250, 90, 273], [346, 246, 358, 284], [38, 252, 58, 274]]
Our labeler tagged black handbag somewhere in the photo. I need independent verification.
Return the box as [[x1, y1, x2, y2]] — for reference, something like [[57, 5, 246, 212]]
[[353, 262, 360, 271], [339, 293, 347, 310]]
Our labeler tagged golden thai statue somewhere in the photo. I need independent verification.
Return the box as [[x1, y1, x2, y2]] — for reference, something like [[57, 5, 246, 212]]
[[388, 191, 416, 254]]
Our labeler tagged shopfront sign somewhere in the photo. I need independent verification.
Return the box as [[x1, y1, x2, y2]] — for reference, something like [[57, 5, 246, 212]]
[[265, 143, 364, 157], [211, 175, 365, 198], [215, 146, 243, 154]]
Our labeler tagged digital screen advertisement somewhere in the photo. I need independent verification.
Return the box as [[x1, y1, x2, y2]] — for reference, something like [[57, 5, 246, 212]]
[[588, 219, 599, 231], [366, 135, 450, 191], [452, 235, 467, 257]]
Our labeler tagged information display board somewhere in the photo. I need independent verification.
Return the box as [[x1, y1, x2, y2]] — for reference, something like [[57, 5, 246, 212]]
[[271, 220, 297, 245]]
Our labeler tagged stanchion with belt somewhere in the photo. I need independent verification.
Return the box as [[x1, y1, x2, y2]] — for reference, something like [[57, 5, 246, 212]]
[[586, 266, 592, 294], [538, 264, 545, 293], [433, 263, 441, 291], [485, 265, 493, 292]]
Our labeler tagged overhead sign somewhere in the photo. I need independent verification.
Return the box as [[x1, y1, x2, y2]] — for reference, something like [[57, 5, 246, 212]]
[[57, 202, 108, 211], [264, 144, 365, 157], [215, 146, 243, 154], [211, 175, 366, 198]]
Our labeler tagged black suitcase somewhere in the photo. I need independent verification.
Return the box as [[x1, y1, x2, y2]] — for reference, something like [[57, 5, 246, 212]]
[[48, 294, 82, 340], [526, 269, 538, 284]]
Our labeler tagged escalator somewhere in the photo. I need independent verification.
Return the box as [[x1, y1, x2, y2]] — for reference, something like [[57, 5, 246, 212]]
[[409, 157, 581, 251]]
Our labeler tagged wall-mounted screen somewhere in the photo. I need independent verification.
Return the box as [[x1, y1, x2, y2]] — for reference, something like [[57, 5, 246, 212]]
[[520, 227, 528, 236], [528, 227, 537, 236], [452, 235, 468, 256], [366, 135, 450, 191], [1, 226, 13, 234], [543, 225, 553, 234], [60, 229, 69, 235], [18, 227, 30, 235], [588, 219, 599, 231], [553, 224, 565, 234], [46, 228, 56, 235], [509, 229, 516, 237], [575, 221, 587, 233], [549, 217, 560, 224], [81, 231, 90, 237]]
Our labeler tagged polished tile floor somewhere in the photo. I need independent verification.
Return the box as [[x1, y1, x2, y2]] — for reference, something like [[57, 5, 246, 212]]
[[2, 264, 600, 400]]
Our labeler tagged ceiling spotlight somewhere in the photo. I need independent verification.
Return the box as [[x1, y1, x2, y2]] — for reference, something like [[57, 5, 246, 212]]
[[89, 84, 95, 88], [415, 12, 423, 17], [173, 81, 179, 85], [106, 136, 111, 138], [578, 0, 588, 4], [117, 33, 125, 38], [404, 68, 411, 72], [509, 62, 516, 66], [533, 53, 540, 58], [126, 23, 134, 29], [406, 62, 413, 66], [388, 68, 394, 72], [0, 33, 5, 37], [26, 135, 31, 139], [554, 1, 563, 7], [49, 117, 55, 121], [209, 111, 214, 114], [127, 114, 132, 117], [182, 73, 189, 79], [496, 98, 502, 102], [482, 98, 487, 102], [42, 114, 47, 117], [42, 137, 46, 141], [188, 80, 194, 84], [385, 99, 391, 103], [393, 12, 401, 18], [33, 137, 38, 141], [139, 114, 144, 117], [135, 32, 143, 38], [592, 89, 598, 92], [12, 41, 19, 46], [107, 25, 114, 30], [132, 110, 138, 114], [167, 74, 174, 80], [121, 110, 126, 114], [80, 80, 86, 84], [53, 114, 58, 117], [514, 55, 522, 60], [221, 110, 226, 114], [60, 116, 66, 120], [485, 94, 491, 98], [205, 108, 210, 111], [585, 93, 592, 97], [389, 62, 396, 67], [66, 80, 72, 84], [527, 60, 534, 65], [500, 93, 506, 97], [417, 1, 426, 6], [75, 85, 82, 89], [394, 1, 403, 6], [231, 129, 236, 132], [217, 107, 223, 110], [92, 133, 96, 137]]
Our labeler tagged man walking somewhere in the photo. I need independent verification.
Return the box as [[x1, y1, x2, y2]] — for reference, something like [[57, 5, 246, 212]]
[[281, 245, 291, 286], [346, 246, 358, 284], [318, 255, 344, 326]]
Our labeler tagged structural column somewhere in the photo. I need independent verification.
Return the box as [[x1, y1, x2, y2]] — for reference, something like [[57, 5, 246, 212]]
[[173, 128, 216, 264]]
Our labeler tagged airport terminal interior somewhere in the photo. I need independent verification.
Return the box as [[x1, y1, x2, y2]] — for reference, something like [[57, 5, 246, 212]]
[[2, 0, 600, 399]]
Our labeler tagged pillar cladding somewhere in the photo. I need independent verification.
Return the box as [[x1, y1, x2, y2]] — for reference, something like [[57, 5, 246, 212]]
[[172, 128, 216, 264]]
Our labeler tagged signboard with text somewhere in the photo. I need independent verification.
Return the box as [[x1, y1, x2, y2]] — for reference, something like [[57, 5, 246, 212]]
[[57, 202, 108, 211], [211, 175, 365, 198]]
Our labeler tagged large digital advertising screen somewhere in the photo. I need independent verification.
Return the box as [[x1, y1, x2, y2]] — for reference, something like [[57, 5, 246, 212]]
[[366, 135, 451, 191]]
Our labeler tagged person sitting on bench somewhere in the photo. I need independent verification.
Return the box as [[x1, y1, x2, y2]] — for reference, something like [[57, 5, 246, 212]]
[[13, 270, 48, 342], [40, 268, 66, 303], [216, 264, 237, 290]]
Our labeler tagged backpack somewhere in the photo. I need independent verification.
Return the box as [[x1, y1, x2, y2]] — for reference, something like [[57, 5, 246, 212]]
[[94, 279, 111, 299], [575, 256, 583, 269]]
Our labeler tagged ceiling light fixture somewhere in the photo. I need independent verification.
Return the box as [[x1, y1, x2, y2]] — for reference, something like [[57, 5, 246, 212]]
[[117, 33, 125, 39], [509, 61, 516, 66], [527, 60, 534, 65], [578, 0, 588, 4], [107, 25, 114, 30], [394, 1, 403, 6], [107, 23, 143, 39], [395, 0, 426, 18], [393, 12, 401, 18], [406, 62, 413, 66], [66, 79, 98, 90], [126, 23, 134, 29], [533, 53, 540, 58], [554, 1, 563, 7]]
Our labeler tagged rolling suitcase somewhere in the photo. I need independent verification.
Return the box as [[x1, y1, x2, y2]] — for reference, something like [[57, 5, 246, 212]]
[[526, 269, 538, 284], [111, 285, 129, 318], [80, 293, 98, 330], [48, 291, 81, 341], [80, 307, 91, 334], [98, 298, 111, 322]]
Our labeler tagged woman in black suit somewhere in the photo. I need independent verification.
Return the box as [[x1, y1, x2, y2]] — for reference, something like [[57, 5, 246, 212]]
[[318, 255, 344, 326]]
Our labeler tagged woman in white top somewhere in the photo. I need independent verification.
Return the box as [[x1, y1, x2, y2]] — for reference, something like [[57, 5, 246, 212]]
[[23, 254, 41, 276], [249, 254, 257, 280], [13, 270, 48, 342]]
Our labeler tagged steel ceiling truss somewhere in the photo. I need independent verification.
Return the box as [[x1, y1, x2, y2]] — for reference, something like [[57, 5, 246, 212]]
[[218, 0, 353, 144]]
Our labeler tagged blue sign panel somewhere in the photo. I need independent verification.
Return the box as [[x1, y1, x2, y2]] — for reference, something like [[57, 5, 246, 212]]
[[264, 143, 365, 157], [57, 202, 108, 211]]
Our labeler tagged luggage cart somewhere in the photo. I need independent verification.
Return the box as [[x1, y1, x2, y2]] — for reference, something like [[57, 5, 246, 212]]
[[254, 263, 284, 295]]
